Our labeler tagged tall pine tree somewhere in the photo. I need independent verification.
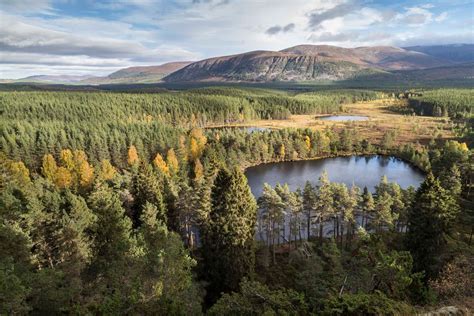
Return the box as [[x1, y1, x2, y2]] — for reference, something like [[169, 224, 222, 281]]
[[406, 173, 459, 280], [201, 167, 257, 305]]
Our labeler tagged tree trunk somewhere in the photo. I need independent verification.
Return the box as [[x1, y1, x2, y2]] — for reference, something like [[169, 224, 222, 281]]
[[307, 211, 311, 240]]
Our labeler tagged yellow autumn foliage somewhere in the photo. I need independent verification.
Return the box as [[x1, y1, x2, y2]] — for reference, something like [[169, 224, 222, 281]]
[[127, 145, 139, 166], [153, 153, 169, 175]]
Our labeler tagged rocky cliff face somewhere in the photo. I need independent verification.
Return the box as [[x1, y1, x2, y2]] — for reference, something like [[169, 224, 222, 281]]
[[164, 51, 386, 82]]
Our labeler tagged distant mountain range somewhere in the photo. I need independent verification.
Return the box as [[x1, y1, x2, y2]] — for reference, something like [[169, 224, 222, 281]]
[[86, 61, 192, 84], [8, 44, 474, 84]]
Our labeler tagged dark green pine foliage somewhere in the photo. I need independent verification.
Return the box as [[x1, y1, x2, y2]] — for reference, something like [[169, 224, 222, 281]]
[[406, 173, 460, 280], [131, 163, 166, 227], [201, 167, 257, 305], [86, 183, 133, 279]]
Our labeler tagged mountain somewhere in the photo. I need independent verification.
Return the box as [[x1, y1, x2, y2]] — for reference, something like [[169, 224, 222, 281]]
[[164, 45, 452, 82], [106, 61, 192, 82], [85, 61, 193, 84], [17, 75, 97, 83], [8, 45, 472, 85], [404, 44, 474, 64]]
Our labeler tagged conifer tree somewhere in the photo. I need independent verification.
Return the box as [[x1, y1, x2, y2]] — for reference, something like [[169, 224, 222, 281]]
[[302, 181, 317, 240], [131, 164, 166, 226], [439, 165, 462, 197], [316, 171, 334, 243], [201, 167, 257, 305], [135, 202, 202, 314], [259, 183, 286, 263], [127, 145, 139, 166], [42, 154, 58, 183], [97, 159, 116, 181], [153, 152, 169, 176], [361, 187, 375, 229], [373, 191, 396, 232], [406, 173, 460, 280], [166, 148, 179, 175]]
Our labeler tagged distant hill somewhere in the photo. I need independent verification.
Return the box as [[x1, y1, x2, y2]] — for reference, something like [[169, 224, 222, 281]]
[[7, 44, 473, 84], [12, 62, 192, 85], [404, 44, 474, 64], [16, 75, 98, 83], [164, 45, 455, 83], [346, 62, 474, 84], [101, 61, 193, 83]]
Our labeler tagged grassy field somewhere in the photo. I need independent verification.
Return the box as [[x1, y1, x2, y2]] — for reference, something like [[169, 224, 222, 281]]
[[207, 98, 455, 146]]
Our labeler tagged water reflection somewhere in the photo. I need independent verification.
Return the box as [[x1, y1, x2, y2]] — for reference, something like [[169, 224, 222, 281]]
[[245, 155, 424, 197]]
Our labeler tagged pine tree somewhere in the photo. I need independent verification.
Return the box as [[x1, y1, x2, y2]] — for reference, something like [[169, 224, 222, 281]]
[[439, 165, 462, 197], [87, 183, 134, 275], [316, 171, 334, 243], [135, 202, 202, 314], [131, 164, 166, 227], [302, 181, 317, 240], [201, 167, 257, 305], [258, 183, 286, 263], [361, 187, 375, 229], [373, 191, 396, 232], [406, 173, 460, 280]]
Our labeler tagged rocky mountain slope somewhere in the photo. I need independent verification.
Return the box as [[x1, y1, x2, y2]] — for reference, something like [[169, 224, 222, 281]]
[[164, 45, 454, 82]]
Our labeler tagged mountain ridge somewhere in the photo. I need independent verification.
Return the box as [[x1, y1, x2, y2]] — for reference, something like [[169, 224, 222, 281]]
[[164, 44, 456, 82], [8, 44, 474, 84]]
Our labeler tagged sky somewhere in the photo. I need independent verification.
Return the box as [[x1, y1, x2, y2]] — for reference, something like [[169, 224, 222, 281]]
[[0, 0, 473, 78]]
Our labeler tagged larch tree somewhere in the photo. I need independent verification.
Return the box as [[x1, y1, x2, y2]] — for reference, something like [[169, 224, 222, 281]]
[[127, 145, 139, 166], [166, 148, 179, 175], [153, 153, 169, 176], [97, 159, 116, 181], [41, 154, 58, 183]]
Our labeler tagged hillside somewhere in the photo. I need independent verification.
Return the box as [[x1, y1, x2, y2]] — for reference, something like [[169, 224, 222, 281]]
[[404, 44, 474, 64], [86, 61, 192, 84], [16, 75, 98, 84], [164, 45, 451, 83]]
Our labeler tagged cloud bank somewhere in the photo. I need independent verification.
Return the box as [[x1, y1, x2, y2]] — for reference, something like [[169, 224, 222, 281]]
[[0, 0, 470, 78]]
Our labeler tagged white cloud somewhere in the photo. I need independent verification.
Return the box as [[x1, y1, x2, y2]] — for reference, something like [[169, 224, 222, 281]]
[[0, 0, 465, 78]]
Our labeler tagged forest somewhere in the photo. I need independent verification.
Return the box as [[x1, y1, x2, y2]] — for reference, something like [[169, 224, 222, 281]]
[[0, 87, 473, 315]]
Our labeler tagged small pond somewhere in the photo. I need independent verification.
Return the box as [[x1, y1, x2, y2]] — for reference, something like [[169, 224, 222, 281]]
[[318, 115, 369, 121], [245, 155, 424, 198]]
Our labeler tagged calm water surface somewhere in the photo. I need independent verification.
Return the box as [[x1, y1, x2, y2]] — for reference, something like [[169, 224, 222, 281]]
[[245, 155, 424, 197], [319, 115, 368, 121]]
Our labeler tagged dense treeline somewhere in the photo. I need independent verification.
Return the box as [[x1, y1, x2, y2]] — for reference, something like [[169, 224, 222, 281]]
[[1, 87, 473, 314], [408, 89, 473, 118], [0, 89, 382, 169]]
